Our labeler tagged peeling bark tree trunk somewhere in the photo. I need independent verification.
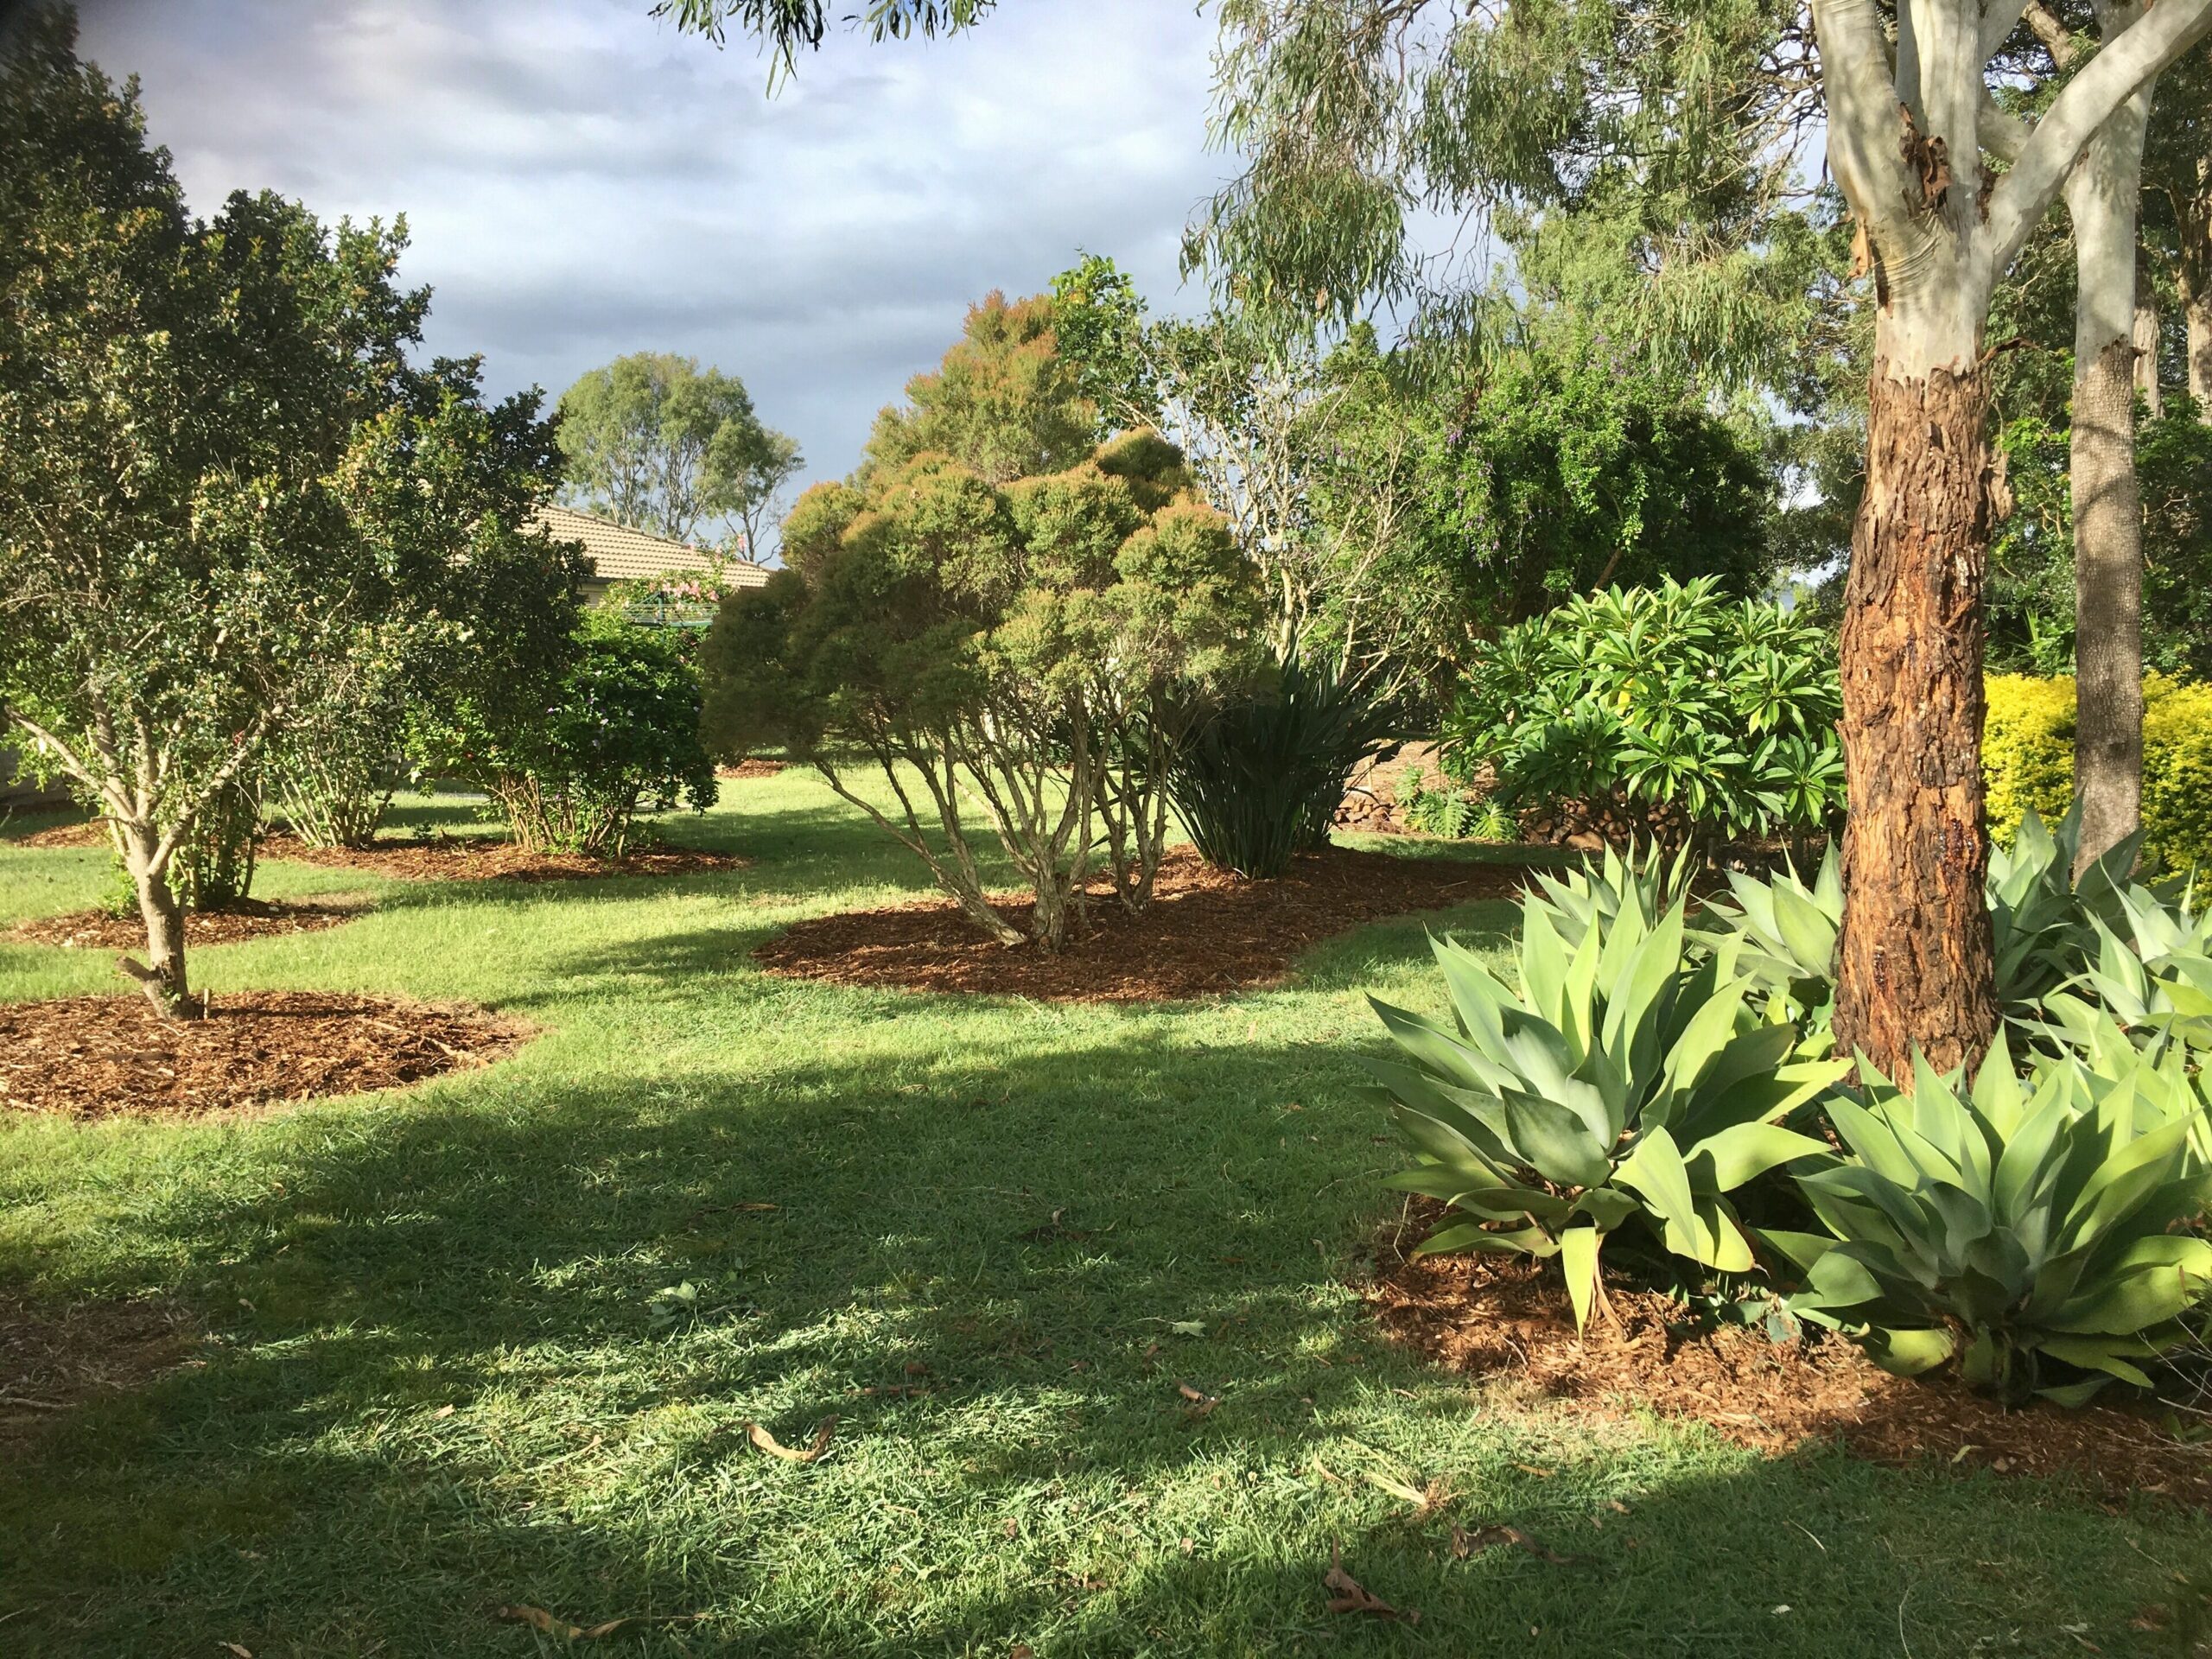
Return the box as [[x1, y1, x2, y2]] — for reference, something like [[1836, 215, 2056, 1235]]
[[1834, 365, 2003, 1077], [2068, 86, 2155, 870], [2190, 283, 2212, 410]]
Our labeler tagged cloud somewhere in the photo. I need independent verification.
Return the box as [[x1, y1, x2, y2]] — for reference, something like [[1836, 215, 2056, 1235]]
[[73, 0, 1231, 487]]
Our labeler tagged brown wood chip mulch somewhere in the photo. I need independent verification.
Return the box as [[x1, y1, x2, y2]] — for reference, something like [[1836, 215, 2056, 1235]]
[[257, 833, 747, 883], [0, 1291, 199, 1450], [717, 758, 788, 779], [9, 820, 107, 849], [754, 844, 1530, 1002], [8, 895, 374, 950], [1370, 1215, 2212, 1510], [0, 991, 531, 1120]]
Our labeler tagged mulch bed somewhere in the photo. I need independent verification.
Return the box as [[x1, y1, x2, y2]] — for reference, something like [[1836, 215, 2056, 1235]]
[[1370, 1213, 2212, 1510], [754, 844, 1531, 1002], [717, 758, 788, 779], [9, 819, 108, 850], [0, 1290, 200, 1450], [258, 833, 747, 884], [8, 894, 373, 950], [0, 990, 531, 1120]]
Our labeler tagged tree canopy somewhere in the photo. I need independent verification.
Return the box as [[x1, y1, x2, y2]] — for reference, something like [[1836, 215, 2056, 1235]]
[[556, 352, 802, 553]]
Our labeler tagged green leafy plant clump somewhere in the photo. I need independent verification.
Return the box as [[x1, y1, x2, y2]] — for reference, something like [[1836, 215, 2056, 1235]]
[[1440, 576, 1842, 848], [1363, 868, 1841, 1329], [425, 614, 718, 858], [1164, 655, 1395, 879], [1781, 1033, 2212, 1404]]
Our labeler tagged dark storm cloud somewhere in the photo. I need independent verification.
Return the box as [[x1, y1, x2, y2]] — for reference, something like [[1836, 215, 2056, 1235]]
[[70, 0, 1229, 487]]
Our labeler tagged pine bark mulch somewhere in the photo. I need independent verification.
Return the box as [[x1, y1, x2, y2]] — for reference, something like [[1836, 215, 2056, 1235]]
[[8, 894, 374, 950], [9, 819, 107, 849], [754, 845, 1530, 1002], [1370, 1218, 2212, 1510], [258, 833, 747, 884], [0, 991, 531, 1120]]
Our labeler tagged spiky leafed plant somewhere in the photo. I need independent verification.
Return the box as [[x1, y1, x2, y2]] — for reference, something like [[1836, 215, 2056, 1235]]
[[1365, 891, 1841, 1328]]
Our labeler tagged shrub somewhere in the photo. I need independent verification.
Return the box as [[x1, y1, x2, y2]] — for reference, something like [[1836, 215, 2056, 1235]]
[[1441, 577, 1842, 847], [450, 616, 716, 857], [1984, 673, 2212, 873], [1365, 888, 1840, 1328], [1164, 656, 1395, 878], [1781, 1032, 2212, 1403]]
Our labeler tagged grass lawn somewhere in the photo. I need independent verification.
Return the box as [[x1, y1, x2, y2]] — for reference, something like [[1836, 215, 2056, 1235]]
[[2, 772, 2207, 1657]]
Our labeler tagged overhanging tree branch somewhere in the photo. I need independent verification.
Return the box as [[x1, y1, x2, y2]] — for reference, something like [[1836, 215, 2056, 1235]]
[[1987, 0, 2212, 270]]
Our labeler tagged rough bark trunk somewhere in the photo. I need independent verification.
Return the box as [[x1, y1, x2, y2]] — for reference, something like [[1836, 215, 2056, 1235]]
[[2066, 86, 2153, 870], [1834, 364, 2002, 1079], [116, 820, 195, 1020]]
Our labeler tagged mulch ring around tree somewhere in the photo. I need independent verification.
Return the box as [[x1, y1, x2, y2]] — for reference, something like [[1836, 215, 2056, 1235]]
[[258, 832, 747, 884], [755, 844, 1532, 1002], [0, 1290, 200, 1450], [1369, 1214, 2212, 1510], [8, 893, 376, 950], [0, 990, 532, 1120], [8, 819, 108, 849], [717, 758, 788, 779]]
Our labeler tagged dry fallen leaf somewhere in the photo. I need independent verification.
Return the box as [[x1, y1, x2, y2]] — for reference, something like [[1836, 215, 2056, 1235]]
[[432, 1403, 456, 1420], [745, 1416, 838, 1464], [1324, 1541, 1416, 1623], [1177, 1382, 1220, 1420], [736, 1201, 779, 1212], [219, 1643, 254, 1658]]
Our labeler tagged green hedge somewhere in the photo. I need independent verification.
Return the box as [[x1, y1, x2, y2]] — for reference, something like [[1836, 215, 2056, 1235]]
[[1984, 673, 2212, 872]]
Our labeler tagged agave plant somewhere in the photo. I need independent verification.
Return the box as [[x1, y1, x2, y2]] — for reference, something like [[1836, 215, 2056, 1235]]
[[1697, 844, 1841, 1051], [1986, 803, 2137, 1016], [2038, 879, 2212, 1054], [1520, 840, 1697, 952], [1779, 1031, 2212, 1404], [1366, 893, 1842, 1328]]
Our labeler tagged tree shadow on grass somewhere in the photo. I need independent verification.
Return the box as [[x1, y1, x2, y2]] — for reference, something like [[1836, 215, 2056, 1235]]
[[3, 1014, 2208, 1655]]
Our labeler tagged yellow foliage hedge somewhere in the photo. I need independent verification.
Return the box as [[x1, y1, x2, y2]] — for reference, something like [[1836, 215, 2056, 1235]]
[[1982, 673, 2212, 872]]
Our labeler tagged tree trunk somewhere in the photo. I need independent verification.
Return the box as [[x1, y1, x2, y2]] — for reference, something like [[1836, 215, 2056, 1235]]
[[2132, 295, 2163, 419], [116, 819, 195, 1020], [2068, 92, 2154, 869], [1834, 362, 2002, 1079], [2190, 286, 2212, 410]]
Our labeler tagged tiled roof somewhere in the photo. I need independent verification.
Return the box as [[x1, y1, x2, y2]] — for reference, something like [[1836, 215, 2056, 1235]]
[[533, 504, 772, 588]]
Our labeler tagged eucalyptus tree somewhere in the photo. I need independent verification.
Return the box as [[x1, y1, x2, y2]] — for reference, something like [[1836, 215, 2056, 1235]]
[[556, 353, 799, 549], [1811, 0, 2210, 1074]]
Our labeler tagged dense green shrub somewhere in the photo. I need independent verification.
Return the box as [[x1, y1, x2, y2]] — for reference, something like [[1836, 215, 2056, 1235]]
[[1163, 656, 1395, 878], [1441, 577, 1841, 846], [1365, 882, 1841, 1329], [432, 615, 716, 857], [1984, 673, 2212, 873], [1780, 1033, 2212, 1404]]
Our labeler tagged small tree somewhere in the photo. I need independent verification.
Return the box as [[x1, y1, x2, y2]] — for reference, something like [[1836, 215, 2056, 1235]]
[[0, 18, 512, 1016], [556, 352, 801, 548], [272, 363, 576, 849], [702, 434, 1262, 949]]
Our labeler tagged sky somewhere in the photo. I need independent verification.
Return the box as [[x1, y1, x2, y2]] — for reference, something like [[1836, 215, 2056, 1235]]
[[69, 0, 1232, 503]]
